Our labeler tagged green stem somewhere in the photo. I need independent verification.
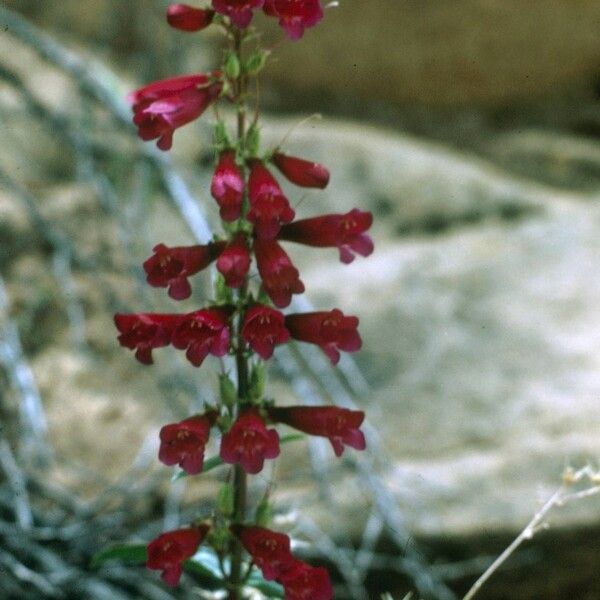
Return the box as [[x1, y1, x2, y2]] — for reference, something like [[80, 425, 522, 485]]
[[228, 26, 248, 600]]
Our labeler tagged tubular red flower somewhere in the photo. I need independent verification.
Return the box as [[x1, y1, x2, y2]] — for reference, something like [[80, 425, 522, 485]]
[[278, 560, 333, 600], [284, 309, 361, 364], [211, 151, 245, 222], [241, 304, 290, 359], [212, 0, 264, 28], [254, 238, 304, 308], [167, 4, 215, 31], [248, 160, 295, 239], [171, 308, 232, 367], [263, 0, 323, 40], [144, 242, 226, 300], [268, 406, 365, 457], [220, 410, 280, 474], [146, 525, 209, 586], [216, 233, 251, 288], [159, 413, 216, 474], [128, 73, 222, 151], [271, 152, 329, 189], [232, 526, 295, 580], [114, 313, 181, 364], [279, 209, 374, 264]]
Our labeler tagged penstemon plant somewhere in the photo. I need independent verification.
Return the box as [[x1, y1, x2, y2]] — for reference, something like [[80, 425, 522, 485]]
[[111, 2, 374, 598]]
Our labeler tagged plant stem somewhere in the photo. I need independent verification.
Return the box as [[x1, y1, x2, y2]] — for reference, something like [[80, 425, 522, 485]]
[[228, 26, 248, 600]]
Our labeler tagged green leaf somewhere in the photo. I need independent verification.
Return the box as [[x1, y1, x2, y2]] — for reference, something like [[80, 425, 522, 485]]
[[90, 544, 147, 569], [280, 433, 305, 445], [244, 49, 269, 75], [255, 498, 272, 527], [183, 547, 226, 590]]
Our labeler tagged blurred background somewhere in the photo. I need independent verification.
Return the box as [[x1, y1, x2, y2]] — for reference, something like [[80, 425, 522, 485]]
[[1, 1, 599, 598]]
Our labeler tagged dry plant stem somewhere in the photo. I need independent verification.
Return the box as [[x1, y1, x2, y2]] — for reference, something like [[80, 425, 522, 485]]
[[462, 466, 600, 600]]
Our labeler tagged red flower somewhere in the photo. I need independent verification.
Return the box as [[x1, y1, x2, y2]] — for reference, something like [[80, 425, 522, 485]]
[[216, 233, 251, 288], [212, 0, 264, 28], [255, 238, 304, 308], [279, 209, 374, 264], [128, 73, 222, 151], [248, 160, 295, 240], [114, 313, 181, 364], [159, 413, 216, 474], [220, 410, 280, 474], [144, 242, 225, 300], [263, 0, 323, 40], [233, 526, 295, 580], [211, 151, 245, 222], [241, 304, 290, 359], [278, 560, 333, 600], [271, 152, 329, 189], [284, 310, 361, 364], [268, 406, 365, 457], [167, 4, 215, 31], [172, 308, 231, 367], [146, 525, 209, 586]]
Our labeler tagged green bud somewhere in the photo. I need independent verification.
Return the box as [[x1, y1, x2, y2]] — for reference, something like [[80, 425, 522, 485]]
[[218, 413, 232, 432], [255, 499, 272, 527], [208, 526, 230, 552], [249, 362, 266, 401], [225, 52, 241, 80], [214, 122, 230, 148], [219, 374, 238, 407], [245, 49, 269, 76], [215, 274, 233, 305], [217, 483, 235, 517], [245, 124, 260, 157]]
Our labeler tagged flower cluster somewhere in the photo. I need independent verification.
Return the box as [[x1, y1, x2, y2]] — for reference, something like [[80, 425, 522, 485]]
[[114, 3, 374, 597], [168, 1, 325, 39], [235, 525, 334, 598]]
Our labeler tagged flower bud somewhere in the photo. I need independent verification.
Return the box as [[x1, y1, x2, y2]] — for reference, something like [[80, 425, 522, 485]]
[[225, 52, 241, 80], [166, 4, 215, 32], [271, 152, 329, 189], [211, 151, 244, 222]]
